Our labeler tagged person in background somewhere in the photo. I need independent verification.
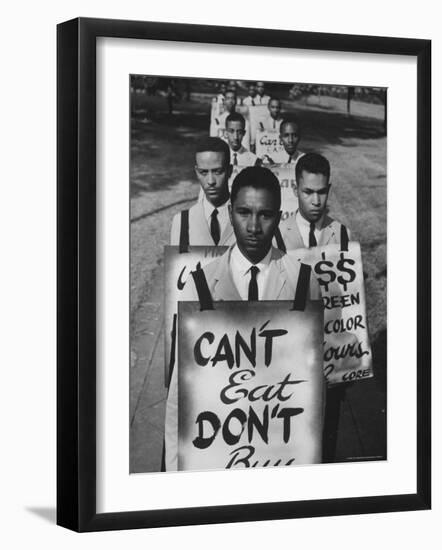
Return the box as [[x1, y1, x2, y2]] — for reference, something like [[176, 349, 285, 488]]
[[261, 116, 304, 165], [256, 81, 271, 105], [259, 97, 284, 132], [242, 82, 259, 106], [279, 152, 351, 250], [225, 113, 259, 168], [170, 138, 236, 247], [215, 81, 227, 104]]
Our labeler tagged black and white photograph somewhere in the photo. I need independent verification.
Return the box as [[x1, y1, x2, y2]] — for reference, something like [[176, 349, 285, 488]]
[[129, 76, 387, 473]]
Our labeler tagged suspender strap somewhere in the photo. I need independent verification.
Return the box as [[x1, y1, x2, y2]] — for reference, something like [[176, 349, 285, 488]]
[[274, 227, 287, 253], [166, 313, 178, 387], [291, 263, 311, 311], [179, 210, 189, 253], [340, 224, 349, 252], [191, 267, 214, 311]]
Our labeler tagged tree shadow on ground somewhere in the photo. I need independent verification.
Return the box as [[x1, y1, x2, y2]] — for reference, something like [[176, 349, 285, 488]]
[[292, 109, 386, 148]]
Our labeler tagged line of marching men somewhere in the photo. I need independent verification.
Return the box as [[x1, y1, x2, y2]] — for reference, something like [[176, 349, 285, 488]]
[[164, 81, 353, 470]]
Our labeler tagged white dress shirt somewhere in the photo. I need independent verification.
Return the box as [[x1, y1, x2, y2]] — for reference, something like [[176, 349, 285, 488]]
[[229, 245, 272, 300], [230, 145, 258, 167], [295, 210, 325, 247], [202, 195, 230, 236]]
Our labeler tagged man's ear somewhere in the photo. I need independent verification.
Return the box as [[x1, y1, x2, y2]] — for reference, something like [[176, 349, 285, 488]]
[[294, 184, 299, 198], [228, 203, 233, 224], [227, 163, 233, 179]]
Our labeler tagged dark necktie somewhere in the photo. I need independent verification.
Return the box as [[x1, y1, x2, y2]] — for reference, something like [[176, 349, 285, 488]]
[[287, 155, 292, 163], [251, 98, 255, 106], [248, 266, 259, 301], [210, 209, 220, 245], [309, 222, 317, 247], [233, 152, 238, 166]]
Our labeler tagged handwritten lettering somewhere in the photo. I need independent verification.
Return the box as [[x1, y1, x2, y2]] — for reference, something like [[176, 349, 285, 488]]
[[225, 445, 296, 468], [193, 322, 288, 368], [322, 292, 360, 310], [192, 404, 304, 449], [220, 369, 305, 405], [324, 315, 365, 334], [323, 341, 369, 362]]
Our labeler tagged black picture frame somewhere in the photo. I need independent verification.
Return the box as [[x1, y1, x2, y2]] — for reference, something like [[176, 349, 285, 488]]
[[57, 17, 431, 532]]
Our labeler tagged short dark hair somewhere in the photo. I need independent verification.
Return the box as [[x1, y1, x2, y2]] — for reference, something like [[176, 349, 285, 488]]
[[268, 96, 281, 105], [295, 152, 331, 183], [231, 166, 281, 209], [225, 112, 246, 128], [195, 137, 230, 166], [280, 116, 300, 133]]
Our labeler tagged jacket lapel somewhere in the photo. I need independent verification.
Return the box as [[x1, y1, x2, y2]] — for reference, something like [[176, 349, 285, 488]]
[[284, 219, 305, 250], [219, 223, 235, 246], [262, 248, 286, 299], [319, 216, 336, 246], [191, 202, 212, 244], [211, 249, 242, 300]]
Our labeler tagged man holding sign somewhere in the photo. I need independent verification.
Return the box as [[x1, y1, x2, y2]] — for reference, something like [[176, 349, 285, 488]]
[[165, 166, 319, 470], [194, 165, 318, 302], [170, 138, 236, 247], [242, 82, 259, 106], [260, 116, 304, 165], [256, 81, 271, 105], [260, 97, 284, 132], [280, 153, 351, 250], [225, 113, 259, 168]]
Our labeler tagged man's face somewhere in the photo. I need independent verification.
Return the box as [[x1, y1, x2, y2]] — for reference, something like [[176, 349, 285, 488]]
[[229, 186, 281, 263], [280, 122, 301, 155], [295, 170, 330, 223], [195, 151, 231, 207], [226, 120, 245, 151], [268, 99, 281, 120], [248, 84, 257, 98], [256, 82, 265, 96], [220, 83, 227, 95], [224, 91, 236, 112]]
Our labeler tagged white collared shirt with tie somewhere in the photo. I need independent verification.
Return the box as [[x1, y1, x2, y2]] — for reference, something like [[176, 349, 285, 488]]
[[229, 244, 272, 300], [260, 115, 283, 132], [295, 210, 324, 247], [230, 146, 258, 168], [202, 195, 230, 237]]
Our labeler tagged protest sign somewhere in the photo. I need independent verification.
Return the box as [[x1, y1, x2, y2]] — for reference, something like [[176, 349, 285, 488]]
[[209, 98, 223, 137], [255, 130, 287, 163], [164, 245, 228, 385], [288, 242, 373, 385], [267, 163, 299, 228], [177, 301, 324, 471], [248, 104, 269, 146]]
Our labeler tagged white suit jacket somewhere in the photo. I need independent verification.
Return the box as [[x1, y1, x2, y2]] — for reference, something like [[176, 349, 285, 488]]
[[170, 201, 236, 246], [164, 245, 319, 470], [280, 214, 352, 251]]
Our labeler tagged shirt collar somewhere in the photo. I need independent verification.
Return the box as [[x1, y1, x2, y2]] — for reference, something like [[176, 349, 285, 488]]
[[230, 146, 245, 156], [202, 194, 229, 222], [296, 209, 325, 230], [230, 244, 272, 276]]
